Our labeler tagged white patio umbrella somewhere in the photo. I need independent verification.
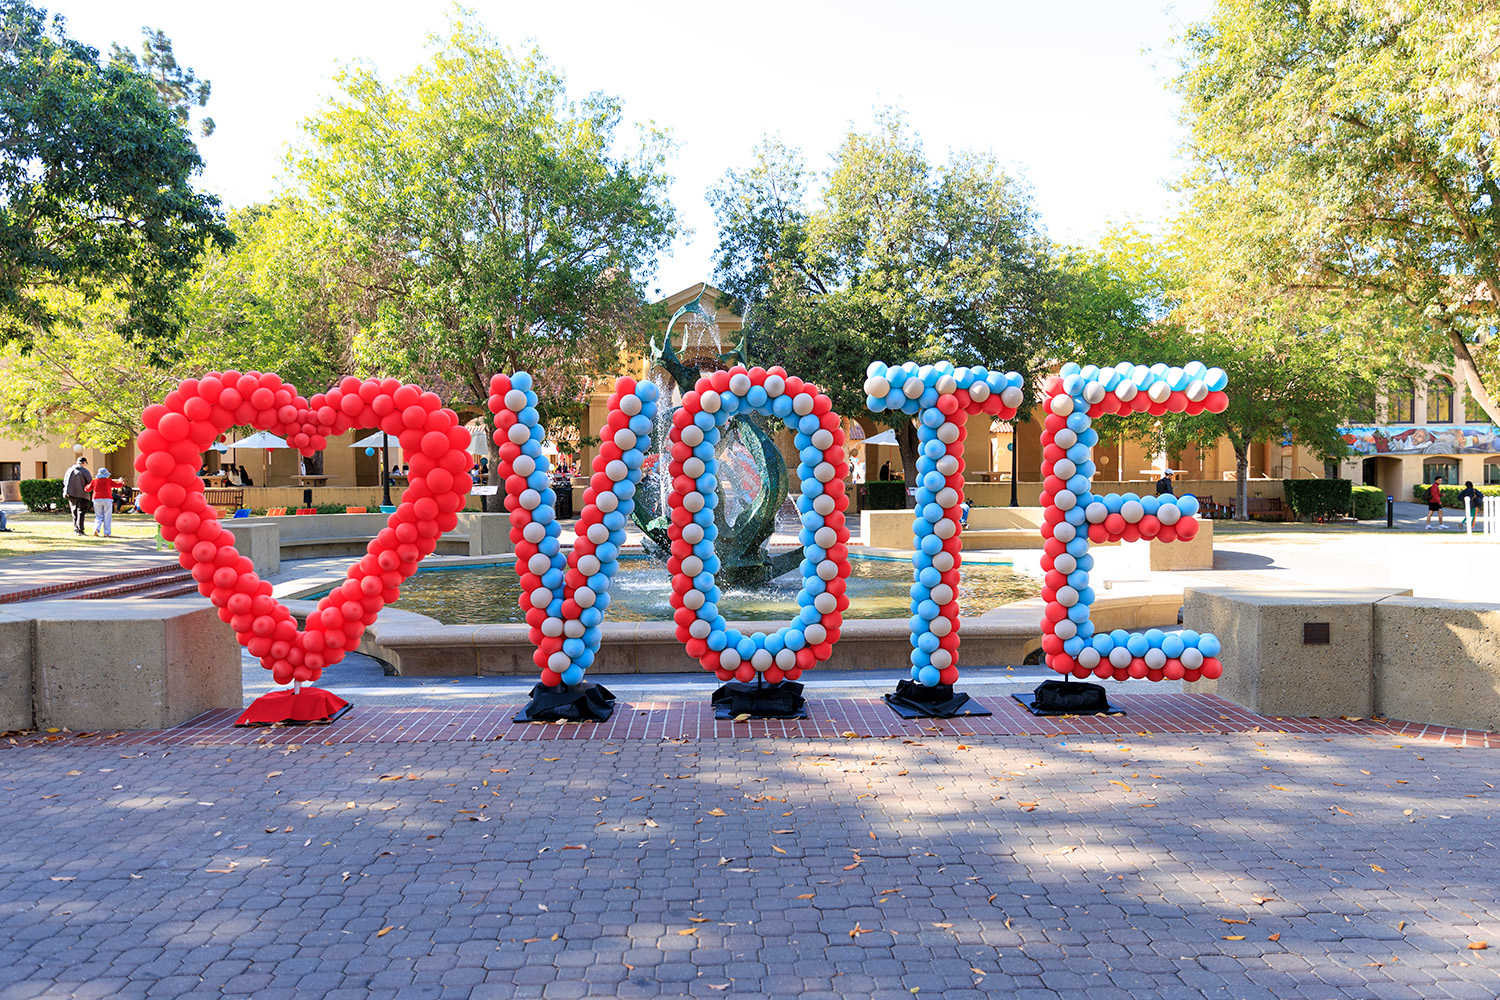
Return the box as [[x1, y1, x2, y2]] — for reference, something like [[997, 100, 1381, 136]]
[[226, 431, 289, 484], [349, 430, 400, 449], [865, 429, 899, 446]]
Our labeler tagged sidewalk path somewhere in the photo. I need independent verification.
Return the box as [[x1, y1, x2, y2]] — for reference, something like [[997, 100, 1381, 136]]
[[0, 540, 177, 602], [2, 726, 1495, 999]]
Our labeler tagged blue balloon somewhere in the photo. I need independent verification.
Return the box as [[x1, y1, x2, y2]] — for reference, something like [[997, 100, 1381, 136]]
[[917, 665, 942, 687], [1126, 633, 1150, 657], [1092, 634, 1115, 654], [1063, 636, 1086, 656], [559, 664, 585, 685], [1198, 634, 1221, 658], [1144, 628, 1166, 648], [1162, 634, 1185, 658], [364, 447, 375, 456], [512, 371, 533, 390], [1178, 495, 1200, 517]]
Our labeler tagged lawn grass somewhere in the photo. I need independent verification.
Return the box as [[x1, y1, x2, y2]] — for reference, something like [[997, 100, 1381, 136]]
[[0, 511, 160, 560]]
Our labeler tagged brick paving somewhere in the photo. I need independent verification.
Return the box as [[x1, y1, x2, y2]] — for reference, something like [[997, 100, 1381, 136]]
[[3, 709, 1499, 999]]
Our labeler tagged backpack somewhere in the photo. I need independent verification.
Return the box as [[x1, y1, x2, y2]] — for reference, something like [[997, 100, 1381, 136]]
[[64, 465, 90, 499]]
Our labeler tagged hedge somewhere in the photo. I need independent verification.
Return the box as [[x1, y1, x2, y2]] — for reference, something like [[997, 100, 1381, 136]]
[[1412, 483, 1500, 509], [862, 480, 908, 510], [18, 478, 65, 513], [1350, 485, 1386, 520], [1283, 478, 1352, 519]]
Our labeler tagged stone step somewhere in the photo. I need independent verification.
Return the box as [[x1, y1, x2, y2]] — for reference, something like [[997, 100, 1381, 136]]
[[0, 562, 182, 605], [65, 568, 196, 602]]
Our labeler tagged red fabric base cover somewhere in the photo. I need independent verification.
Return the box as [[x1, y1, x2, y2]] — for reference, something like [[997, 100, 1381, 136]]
[[234, 688, 350, 727]]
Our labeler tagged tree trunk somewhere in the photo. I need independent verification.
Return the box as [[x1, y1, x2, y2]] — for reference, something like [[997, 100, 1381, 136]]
[[306, 451, 325, 476], [1442, 321, 1500, 425], [897, 420, 919, 507], [1234, 440, 1250, 521]]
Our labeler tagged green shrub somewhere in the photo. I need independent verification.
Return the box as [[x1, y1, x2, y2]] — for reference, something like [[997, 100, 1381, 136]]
[[1283, 478, 1351, 519], [18, 478, 65, 513], [862, 480, 908, 510], [1350, 485, 1386, 520], [1412, 483, 1500, 509]]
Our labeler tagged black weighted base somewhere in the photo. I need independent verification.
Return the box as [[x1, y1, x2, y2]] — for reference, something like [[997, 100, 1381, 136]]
[[882, 680, 992, 719], [712, 680, 808, 720], [513, 682, 617, 723], [1012, 679, 1124, 717]]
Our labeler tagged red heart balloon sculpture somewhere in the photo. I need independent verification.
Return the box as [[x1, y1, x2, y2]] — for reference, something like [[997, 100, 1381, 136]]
[[133, 372, 474, 685]]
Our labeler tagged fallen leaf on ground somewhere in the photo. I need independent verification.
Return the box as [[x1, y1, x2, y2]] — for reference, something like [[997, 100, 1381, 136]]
[[849, 924, 874, 938], [1221, 918, 1247, 925], [1371, 864, 1386, 873], [678, 928, 696, 936], [542, 757, 560, 762], [376, 926, 393, 937], [1223, 935, 1245, 940], [645, 819, 659, 828], [706, 808, 726, 817], [796, 894, 815, 899], [932, 922, 953, 929], [734, 714, 751, 722], [1268, 933, 1280, 941], [689, 917, 709, 923], [1019, 802, 1038, 812], [1468, 942, 1488, 950], [772, 846, 787, 854]]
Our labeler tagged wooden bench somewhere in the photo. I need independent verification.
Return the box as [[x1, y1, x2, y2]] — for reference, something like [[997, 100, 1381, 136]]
[[1246, 497, 1286, 521], [203, 488, 245, 512]]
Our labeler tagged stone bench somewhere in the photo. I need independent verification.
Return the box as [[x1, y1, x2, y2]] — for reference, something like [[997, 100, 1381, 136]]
[[1184, 587, 1500, 732], [0, 600, 241, 731], [228, 512, 511, 575]]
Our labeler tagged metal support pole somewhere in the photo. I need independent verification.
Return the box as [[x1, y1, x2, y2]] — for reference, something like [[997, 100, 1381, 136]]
[[1008, 437, 1019, 508], [1386, 495, 1395, 529], [381, 438, 393, 508]]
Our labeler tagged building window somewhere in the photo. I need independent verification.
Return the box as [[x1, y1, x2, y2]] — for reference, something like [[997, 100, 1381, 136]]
[[1427, 377, 1454, 423], [1486, 462, 1500, 485], [1468, 390, 1491, 424], [1423, 460, 1458, 485], [0, 462, 18, 481], [1389, 380, 1415, 423]]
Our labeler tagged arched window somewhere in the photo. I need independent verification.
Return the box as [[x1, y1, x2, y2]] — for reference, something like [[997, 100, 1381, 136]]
[[1486, 461, 1500, 485], [1388, 380, 1415, 423], [1427, 377, 1454, 423], [1467, 389, 1491, 423]]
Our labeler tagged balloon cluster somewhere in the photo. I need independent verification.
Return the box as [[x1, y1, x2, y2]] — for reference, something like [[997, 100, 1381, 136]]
[[1038, 361, 1228, 682], [492, 373, 658, 688], [134, 373, 473, 686], [864, 361, 1024, 686], [669, 365, 852, 682]]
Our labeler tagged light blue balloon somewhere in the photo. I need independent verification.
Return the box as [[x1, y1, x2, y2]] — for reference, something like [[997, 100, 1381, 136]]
[[1162, 634, 1185, 658], [1092, 634, 1115, 654], [1063, 637, 1086, 657], [1198, 634, 1221, 657], [1178, 495, 1200, 517], [917, 665, 942, 687], [1179, 629, 1201, 645], [1140, 495, 1160, 516], [511, 371, 533, 390], [1126, 633, 1150, 657], [1066, 412, 1090, 433], [1144, 628, 1166, 648], [917, 632, 940, 653], [559, 664, 583, 684]]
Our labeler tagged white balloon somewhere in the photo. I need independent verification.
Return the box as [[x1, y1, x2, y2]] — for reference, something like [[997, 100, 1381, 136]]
[[689, 619, 712, 639], [1056, 585, 1079, 607], [596, 490, 618, 513], [605, 460, 628, 482], [1053, 552, 1077, 574], [930, 584, 954, 606], [930, 648, 952, 668], [548, 651, 571, 671], [574, 586, 596, 608], [751, 648, 774, 671], [1085, 502, 1108, 523], [682, 522, 704, 544], [935, 375, 958, 395], [1053, 522, 1076, 543], [814, 592, 837, 614], [1053, 619, 1077, 639], [1055, 489, 1077, 511], [936, 487, 959, 508], [814, 462, 836, 483], [519, 488, 541, 510], [614, 428, 637, 452], [937, 422, 961, 444], [1157, 503, 1181, 525], [729, 372, 752, 396], [814, 526, 838, 549], [1082, 381, 1106, 404], [775, 648, 797, 669], [1114, 382, 1138, 402], [934, 518, 957, 539], [1077, 647, 1101, 668], [1053, 428, 1077, 448], [683, 457, 705, 478], [619, 393, 642, 416], [681, 424, 704, 447], [513, 454, 536, 477], [1053, 458, 1076, 480], [681, 556, 704, 577], [530, 587, 552, 609], [719, 648, 741, 670], [507, 424, 531, 445], [903, 379, 925, 399], [1109, 646, 1133, 667], [699, 390, 722, 413], [1120, 499, 1144, 523], [541, 617, 564, 637], [1144, 647, 1167, 669], [1147, 381, 1172, 403], [1180, 647, 1204, 668], [587, 522, 609, 544], [527, 553, 551, 575], [817, 559, 839, 581], [1050, 394, 1074, 416], [1000, 385, 1024, 409], [763, 375, 785, 396], [804, 623, 827, 645], [931, 551, 955, 573], [936, 455, 960, 476], [793, 393, 816, 415], [683, 491, 705, 512], [577, 554, 601, 576], [1186, 380, 1209, 402], [522, 521, 547, 543], [813, 494, 836, 516], [929, 615, 952, 636], [865, 376, 891, 397], [969, 382, 991, 402], [504, 389, 528, 411], [810, 428, 834, 450]]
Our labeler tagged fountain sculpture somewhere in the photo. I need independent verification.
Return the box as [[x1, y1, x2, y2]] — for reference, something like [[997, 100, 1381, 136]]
[[633, 287, 801, 587]]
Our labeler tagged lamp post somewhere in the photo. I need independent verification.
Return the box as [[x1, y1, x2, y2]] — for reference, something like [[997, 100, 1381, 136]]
[[382, 438, 393, 508], [1009, 437, 1019, 508]]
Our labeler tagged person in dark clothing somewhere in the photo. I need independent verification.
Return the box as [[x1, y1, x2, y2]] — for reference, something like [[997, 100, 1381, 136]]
[[879, 461, 891, 481], [1459, 480, 1483, 526], [1155, 470, 1176, 496], [62, 457, 92, 535]]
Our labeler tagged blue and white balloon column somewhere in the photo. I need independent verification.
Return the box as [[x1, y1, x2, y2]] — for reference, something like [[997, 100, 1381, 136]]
[[864, 361, 1025, 687]]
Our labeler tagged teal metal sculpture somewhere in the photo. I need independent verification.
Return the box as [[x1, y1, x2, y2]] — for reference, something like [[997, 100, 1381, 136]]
[[634, 287, 802, 586]]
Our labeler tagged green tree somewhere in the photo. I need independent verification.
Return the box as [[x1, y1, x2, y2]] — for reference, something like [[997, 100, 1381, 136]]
[[1176, 0, 1500, 423], [0, 2, 231, 350], [711, 115, 1054, 480], [294, 12, 676, 487], [109, 26, 214, 136]]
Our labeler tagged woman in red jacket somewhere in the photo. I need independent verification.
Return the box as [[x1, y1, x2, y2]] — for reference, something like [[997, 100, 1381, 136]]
[[89, 467, 125, 537]]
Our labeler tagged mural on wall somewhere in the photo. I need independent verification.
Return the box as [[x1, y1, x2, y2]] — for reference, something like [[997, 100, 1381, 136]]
[[1341, 424, 1500, 456]]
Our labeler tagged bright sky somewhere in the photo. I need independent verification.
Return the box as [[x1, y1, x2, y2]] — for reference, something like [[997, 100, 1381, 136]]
[[47, 0, 1215, 298]]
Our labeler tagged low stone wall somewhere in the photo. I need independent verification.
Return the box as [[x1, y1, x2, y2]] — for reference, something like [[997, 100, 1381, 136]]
[[3, 599, 241, 730], [1185, 587, 1500, 732], [861, 506, 1212, 565], [230, 486, 486, 512], [228, 512, 512, 575]]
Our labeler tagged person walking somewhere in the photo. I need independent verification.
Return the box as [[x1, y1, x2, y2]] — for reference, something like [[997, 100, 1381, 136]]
[[1459, 480, 1483, 527], [1425, 477, 1447, 529], [1155, 469, 1176, 496], [88, 467, 125, 536], [63, 456, 92, 535]]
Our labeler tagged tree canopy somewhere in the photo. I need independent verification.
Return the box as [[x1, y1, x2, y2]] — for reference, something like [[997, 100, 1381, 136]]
[[294, 14, 676, 435], [710, 115, 1054, 477], [0, 1, 230, 351], [1176, 0, 1500, 422], [109, 25, 214, 137]]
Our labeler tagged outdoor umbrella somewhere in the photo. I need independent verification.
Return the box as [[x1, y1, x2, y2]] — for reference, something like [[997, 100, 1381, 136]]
[[865, 429, 899, 446], [227, 431, 289, 485], [350, 431, 400, 507]]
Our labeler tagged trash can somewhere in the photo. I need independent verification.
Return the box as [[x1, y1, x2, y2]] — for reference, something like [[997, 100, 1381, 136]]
[[553, 478, 574, 519]]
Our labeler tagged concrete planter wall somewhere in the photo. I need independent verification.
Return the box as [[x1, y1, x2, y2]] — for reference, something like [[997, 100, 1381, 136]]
[[228, 512, 512, 575]]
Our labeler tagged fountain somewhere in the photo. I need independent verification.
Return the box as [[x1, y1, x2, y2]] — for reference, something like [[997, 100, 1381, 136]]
[[633, 286, 802, 587]]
